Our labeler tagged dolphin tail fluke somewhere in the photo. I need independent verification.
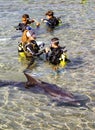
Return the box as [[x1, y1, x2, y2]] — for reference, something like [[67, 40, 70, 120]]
[[23, 71, 41, 88]]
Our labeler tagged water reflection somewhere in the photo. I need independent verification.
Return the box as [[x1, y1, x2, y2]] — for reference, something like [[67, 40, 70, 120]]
[[0, 0, 95, 129]]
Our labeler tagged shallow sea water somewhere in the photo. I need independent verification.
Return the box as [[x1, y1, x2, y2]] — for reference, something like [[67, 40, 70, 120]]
[[0, 0, 95, 130]]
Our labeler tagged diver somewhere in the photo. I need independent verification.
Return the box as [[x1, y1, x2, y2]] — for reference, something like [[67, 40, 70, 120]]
[[15, 14, 40, 32], [45, 37, 70, 69], [18, 29, 45, 68], [41, 10, 61, 29], [20, 29, 45, 57]]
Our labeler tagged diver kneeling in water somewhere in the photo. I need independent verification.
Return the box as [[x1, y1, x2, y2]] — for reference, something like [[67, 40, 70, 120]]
[[15, 14, 40, 32], [45, 37, 70, 70], [18, 29, 45, 67], [41, 10, 61, 29]]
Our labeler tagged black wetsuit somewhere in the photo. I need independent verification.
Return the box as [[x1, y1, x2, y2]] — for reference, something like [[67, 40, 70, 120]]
[[15, 20, 32, 32], [47, 46, 64, 65], [25, 40, 45, 56], [15, 23, 28, 32], [44, 17, 59, 28], [25, 40, 45, 68], [25, 40, 39, 54]]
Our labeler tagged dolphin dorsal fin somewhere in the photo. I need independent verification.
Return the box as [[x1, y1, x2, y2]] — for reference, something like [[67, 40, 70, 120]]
[[24, 72, 41, 85]]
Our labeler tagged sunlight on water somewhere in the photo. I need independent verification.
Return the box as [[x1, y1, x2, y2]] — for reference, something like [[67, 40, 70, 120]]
[[0, 0, 95, 129]]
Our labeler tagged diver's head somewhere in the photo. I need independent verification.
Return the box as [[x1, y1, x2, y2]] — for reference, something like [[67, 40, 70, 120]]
[[50, 37, 59, 48], [45, 10, 54, 19], [22, 14, 30, 24]]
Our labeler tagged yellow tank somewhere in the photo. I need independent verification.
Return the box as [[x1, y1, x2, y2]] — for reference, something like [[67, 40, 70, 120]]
[[59, 53, 67, 67], [18, 52, 26, 58], [81, 0, 87, 4], [60, 60, 67, 67]]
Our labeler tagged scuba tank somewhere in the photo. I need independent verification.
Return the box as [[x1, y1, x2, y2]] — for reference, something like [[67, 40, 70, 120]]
[[18, 43, 26, 58], [18, 41, 45, 58], [59, 52, 71, 67]]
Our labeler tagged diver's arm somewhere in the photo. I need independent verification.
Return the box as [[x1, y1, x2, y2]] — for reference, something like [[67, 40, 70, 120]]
[[33, 49, 45, 56], [15, 23, 22, 30], [41, 19, 52, 25], [31, 19, 40, 27], [44, 47, 51, 61], [15, 23, 26, 32]]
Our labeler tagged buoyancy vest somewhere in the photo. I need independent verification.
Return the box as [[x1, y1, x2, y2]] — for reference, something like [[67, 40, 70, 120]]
[[49, 47, 63, 65], [25, 40, 40, 55], [45, 17, 59, 28]]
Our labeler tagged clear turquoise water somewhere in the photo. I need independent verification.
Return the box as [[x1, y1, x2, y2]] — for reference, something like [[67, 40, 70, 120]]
[[0, 0, 95, 129]]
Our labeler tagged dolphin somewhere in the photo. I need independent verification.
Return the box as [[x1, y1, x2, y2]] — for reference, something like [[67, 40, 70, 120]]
[[24, 71, 90, 107], [0, 71, 90, 107]]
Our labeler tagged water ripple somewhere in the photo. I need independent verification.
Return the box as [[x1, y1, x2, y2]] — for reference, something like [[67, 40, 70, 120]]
[[0, 0, 95, 129]]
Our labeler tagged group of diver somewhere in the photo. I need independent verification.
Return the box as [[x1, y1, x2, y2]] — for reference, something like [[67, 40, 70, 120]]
[[16, 10, 70, 70]]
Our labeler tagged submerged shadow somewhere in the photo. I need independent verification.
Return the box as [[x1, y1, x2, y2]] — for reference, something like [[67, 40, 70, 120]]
[[66, 56, 87, 70]]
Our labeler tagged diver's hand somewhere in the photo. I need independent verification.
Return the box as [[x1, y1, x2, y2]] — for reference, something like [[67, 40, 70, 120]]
[[41, 19, 44, 22], [32, 19, 40, 27], [31, 19, 35, 23], [44, 47, 50, 53], [41, 19, 47, 23]]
